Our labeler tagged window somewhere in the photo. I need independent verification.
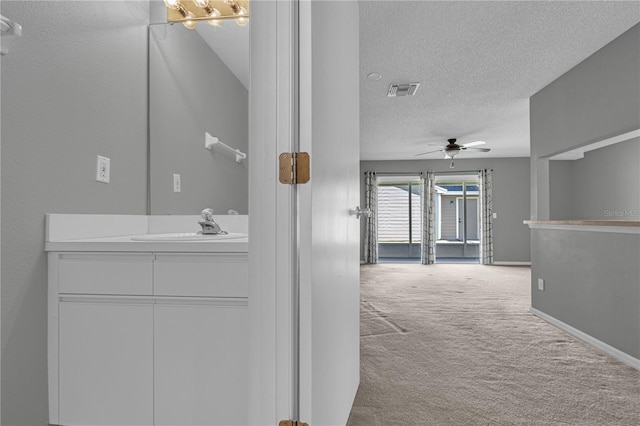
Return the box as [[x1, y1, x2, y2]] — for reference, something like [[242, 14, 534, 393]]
[[377, 180, 421, 261]]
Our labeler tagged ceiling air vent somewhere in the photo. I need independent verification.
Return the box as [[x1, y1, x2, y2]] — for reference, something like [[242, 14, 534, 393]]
[[387, 82, 420, 97]]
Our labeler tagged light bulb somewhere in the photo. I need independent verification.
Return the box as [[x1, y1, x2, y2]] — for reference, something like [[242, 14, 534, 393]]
[[183, 11, 197, 29], [208, 8, 222, 26], [163, 0, 181, 10], [235, 6, 249, 26], [192, 0, 209, 8]]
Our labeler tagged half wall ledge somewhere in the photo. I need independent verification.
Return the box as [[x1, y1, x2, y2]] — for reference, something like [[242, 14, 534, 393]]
[[524, 220, 640, 234]]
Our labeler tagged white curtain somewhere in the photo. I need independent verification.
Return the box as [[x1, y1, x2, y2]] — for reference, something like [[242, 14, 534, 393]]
[[478, 169, 494, 264], [421, 171, 436, 265], [363, 171, 378, 264]]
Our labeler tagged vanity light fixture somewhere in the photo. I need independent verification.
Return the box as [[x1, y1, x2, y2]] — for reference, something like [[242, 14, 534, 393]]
[[164, 0, 250, 29]]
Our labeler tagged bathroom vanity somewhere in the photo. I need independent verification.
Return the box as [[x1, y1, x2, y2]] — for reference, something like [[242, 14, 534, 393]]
[[46, 214, 249, 426]]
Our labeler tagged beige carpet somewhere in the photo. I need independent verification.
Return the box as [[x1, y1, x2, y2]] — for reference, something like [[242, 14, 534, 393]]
[[347, 264, 640, 425]]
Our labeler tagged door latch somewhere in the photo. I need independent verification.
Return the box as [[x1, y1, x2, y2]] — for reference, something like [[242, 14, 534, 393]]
[[350, 206, 371, 219]]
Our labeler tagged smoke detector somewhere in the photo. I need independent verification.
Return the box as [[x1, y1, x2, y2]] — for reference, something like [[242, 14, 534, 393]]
[[387, 82, 420, 97]]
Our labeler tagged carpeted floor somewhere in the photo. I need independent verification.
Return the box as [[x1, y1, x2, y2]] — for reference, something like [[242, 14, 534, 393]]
[[347, 264, 640, 426]]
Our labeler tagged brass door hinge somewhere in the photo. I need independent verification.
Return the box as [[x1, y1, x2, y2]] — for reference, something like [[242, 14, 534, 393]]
[[279, 420, 309, 426], [279, 152, 310, 184]]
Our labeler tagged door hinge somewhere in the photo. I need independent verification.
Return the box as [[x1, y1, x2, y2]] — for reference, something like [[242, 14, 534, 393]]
[[279, 152, 310, 184], [279, 420, 309, 426]]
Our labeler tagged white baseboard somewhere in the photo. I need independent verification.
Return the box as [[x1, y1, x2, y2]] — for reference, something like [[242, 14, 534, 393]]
[[493, 261, 531, 266], [530, 307, 640, 370]]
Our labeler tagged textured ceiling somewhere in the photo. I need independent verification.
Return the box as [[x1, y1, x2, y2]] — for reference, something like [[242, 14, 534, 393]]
[[360, 1, 640, 160]]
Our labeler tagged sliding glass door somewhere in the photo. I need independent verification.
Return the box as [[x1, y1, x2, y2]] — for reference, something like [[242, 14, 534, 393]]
[[435, 177, 480, 263]]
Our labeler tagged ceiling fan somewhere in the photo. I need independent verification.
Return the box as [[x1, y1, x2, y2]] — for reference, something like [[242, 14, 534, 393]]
[[415, 138, 491, 168]]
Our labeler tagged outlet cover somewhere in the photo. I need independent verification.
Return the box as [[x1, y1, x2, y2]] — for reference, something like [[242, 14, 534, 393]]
[[96, 155, 110, 183], [173, 174, 181, 192], [538, 278, 544, 291]]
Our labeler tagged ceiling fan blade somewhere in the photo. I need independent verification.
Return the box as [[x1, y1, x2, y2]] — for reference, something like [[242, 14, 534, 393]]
[[461, 140, 486, 148], [414, 149, 444, 156], [461, 147, 491, 152]]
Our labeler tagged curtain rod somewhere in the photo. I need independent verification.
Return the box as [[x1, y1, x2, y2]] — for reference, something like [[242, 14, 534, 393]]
[[363, 171, 423, 175], [364, 169, 492, 175], [429, 169, 493, 175]]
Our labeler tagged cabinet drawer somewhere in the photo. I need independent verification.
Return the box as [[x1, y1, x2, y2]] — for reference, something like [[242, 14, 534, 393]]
[[154, 254, 248, 297], [58, 254, 153, 295]]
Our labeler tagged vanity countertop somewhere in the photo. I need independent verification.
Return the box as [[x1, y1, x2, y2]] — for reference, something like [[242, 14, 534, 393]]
[[45, 235, 248, 253], [45, 214, 249, 253]]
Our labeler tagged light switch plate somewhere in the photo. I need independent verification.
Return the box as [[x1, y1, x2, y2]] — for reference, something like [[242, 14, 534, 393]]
[[538, 278, 544, 291], [96, 156, 110, 183]]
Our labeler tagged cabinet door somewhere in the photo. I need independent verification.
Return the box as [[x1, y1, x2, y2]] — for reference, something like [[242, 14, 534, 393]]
[[154, 301, 249, 426], [58, 301, 154, 426]]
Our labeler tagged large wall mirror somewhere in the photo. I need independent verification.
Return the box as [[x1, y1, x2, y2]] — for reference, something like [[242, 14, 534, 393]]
[[148, 11, 249, 215]]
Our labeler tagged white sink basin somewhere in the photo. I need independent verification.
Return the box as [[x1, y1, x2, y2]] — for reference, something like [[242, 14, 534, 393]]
[[130, 232, 247, 242]]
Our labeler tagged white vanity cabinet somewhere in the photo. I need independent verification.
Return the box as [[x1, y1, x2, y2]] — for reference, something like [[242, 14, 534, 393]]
[[48, 251, 248, 426]]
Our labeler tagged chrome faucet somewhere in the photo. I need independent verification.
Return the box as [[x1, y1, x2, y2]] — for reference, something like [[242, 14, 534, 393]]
[[198, 208, 228, 235]]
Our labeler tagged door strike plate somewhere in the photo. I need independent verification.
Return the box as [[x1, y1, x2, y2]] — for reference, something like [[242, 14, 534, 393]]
[[279, 152, 310, 184]]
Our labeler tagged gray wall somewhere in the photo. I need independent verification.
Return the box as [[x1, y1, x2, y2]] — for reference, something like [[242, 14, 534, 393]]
[[149, 23, 248, 215], [1, 1, 149, 424], [530, 24, 640, 359], [361, 157, 531, 263], [530, 22, 639, 157], [548, 161, 575, 220], [550, 138, 640, 220], [531, 229, 639, 358], [530, 23, 640, 219]]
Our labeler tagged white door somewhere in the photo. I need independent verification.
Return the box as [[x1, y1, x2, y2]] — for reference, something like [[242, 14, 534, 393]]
[[297, 2, 361, 425], [248, 1, 361, 425]]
